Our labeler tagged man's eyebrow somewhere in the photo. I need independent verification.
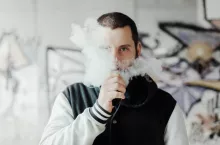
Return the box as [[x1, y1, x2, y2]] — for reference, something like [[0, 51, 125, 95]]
[[119, 44, 131, 47]]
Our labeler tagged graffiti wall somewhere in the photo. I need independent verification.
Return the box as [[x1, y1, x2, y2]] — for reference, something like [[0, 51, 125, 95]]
[[137, 1, 220, 144], [46, 46, 84, 110], [0, 31, 39, 145], [157, 22, 220, 144]]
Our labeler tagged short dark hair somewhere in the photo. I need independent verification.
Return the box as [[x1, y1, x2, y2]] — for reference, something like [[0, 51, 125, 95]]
[[97, 12, 139, 48]]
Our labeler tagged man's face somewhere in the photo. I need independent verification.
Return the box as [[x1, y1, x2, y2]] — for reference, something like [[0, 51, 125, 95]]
[[102, 26, 141, 70]]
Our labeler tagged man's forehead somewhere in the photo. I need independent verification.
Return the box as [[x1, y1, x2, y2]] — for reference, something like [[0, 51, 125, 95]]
[[100, 26, 133, 46]]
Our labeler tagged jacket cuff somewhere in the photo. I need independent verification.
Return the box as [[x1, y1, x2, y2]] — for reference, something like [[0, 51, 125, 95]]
[[89, 101, 112, 124]]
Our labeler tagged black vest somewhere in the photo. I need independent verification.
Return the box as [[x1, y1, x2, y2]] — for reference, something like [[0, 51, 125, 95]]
[[63, 76, 176, 145]]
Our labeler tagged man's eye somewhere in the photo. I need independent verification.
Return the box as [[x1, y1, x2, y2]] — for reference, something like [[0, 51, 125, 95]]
[[120, 47, 128, 51]]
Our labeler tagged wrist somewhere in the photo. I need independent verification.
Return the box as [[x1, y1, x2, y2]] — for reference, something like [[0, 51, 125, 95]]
[[89, 101, 112, 124]]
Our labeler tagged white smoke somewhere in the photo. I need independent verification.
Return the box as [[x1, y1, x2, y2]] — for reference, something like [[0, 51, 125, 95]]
[[70, 18, 163, 87]]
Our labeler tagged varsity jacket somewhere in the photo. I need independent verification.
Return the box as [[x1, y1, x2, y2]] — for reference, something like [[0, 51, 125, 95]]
[[39, 75, 189, 145]]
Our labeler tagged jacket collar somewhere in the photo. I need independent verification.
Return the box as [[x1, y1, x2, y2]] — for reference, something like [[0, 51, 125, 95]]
[[121, 75, 158, 108]]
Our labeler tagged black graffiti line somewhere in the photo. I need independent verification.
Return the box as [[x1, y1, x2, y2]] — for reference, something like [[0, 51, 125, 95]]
[[203, 0, 220, 28], [139, 33, 161, 49], [186, 98, 202, 117], [47, 47, 84, 66], [158, 22, 220, 50], [45, 46, 81, 111]]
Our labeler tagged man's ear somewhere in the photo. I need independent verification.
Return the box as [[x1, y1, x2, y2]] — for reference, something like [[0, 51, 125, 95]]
[[137, 41, 142, 57]]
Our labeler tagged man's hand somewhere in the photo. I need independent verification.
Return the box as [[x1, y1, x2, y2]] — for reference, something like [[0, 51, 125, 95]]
[[98, 73, 126, 113]]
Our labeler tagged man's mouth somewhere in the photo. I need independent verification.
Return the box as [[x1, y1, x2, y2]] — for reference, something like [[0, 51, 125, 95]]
[[114, 59, 134, 71]]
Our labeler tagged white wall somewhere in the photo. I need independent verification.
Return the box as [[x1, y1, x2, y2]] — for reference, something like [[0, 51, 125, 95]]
[[38, 0, 135, 48]]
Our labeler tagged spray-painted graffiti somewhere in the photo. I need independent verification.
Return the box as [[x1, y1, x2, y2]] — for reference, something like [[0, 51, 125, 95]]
[[0, 31, 39, 145], [155, 22, 220, 144], [139, 32, 161, 49], [46, 46, 85, 110], [0, 32, 30, 116]]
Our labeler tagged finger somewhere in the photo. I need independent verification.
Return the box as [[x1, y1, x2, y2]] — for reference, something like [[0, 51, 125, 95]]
[[103, 73, 120, 85], [102, 72, 123, 85], [107, 72, 121, 80], [107, 83, 126, 93], [107, 75, 126, 86], [111, 70, 120, 76], [108, 91, 125, 100]]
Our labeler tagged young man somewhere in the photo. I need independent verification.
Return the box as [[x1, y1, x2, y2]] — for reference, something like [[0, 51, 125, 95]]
[[39, 12, 189, 145]]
